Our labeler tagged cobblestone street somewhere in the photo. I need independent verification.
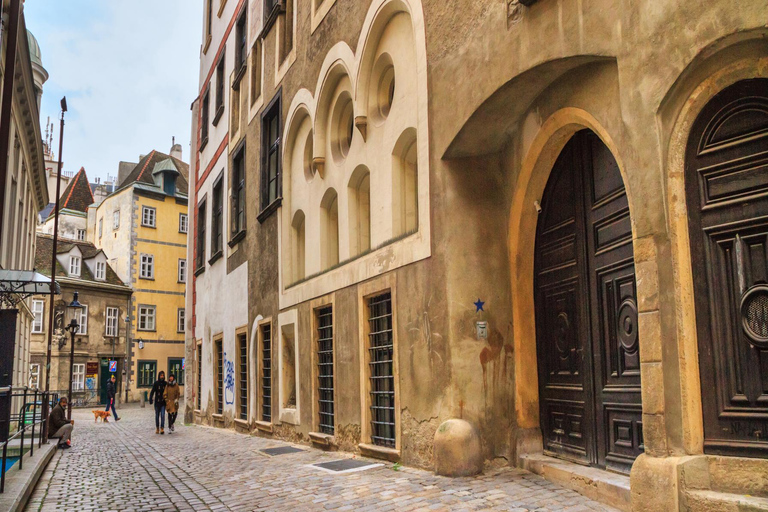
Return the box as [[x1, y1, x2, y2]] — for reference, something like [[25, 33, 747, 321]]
[[24, 406, 617, 512]]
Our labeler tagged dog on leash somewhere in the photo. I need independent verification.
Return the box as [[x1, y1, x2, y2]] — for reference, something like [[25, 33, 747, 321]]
[[92, 410, 111, 423]]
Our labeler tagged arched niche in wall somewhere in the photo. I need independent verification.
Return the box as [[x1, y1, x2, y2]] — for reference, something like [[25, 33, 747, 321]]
[[320, 187, 339, 270], [291, 209, 306, 283], [392, 127, 417, 237], [348, 165, 371, 257]]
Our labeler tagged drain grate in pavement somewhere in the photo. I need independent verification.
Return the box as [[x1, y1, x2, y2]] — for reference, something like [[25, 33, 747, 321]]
[[260, 446, 306, 456], [310, 459, 384, 474]]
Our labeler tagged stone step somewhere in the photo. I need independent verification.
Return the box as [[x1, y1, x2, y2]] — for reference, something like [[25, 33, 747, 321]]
[[519, 453, 630, 511], [684, 490, 768, 512]]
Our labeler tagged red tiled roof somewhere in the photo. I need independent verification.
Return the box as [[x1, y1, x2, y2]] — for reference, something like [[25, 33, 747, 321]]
[[53, 167, 94, 216]]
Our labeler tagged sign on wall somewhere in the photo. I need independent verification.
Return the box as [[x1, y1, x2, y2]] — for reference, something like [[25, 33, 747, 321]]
[[108, 360, 117, 373]]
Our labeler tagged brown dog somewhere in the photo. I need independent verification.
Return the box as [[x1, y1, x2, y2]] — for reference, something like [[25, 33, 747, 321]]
[[92, 410, 110, 423]]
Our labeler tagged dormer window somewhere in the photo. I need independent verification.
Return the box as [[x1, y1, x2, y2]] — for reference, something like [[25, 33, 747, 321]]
[[95, 261, 106, 281], [69, 255, 81, 277]]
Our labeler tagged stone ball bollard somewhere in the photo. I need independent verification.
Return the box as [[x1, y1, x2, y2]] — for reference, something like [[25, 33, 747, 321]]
[[433, 419, 483, 477]]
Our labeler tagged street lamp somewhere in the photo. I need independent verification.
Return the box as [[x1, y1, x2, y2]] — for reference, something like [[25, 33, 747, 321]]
[[65, 292, 82, 420]]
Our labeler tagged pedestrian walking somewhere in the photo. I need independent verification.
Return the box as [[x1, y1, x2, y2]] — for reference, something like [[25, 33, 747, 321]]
[[148, 371, 167, 434], [48, 397, 75, 449], [164, 374, 180, 433], [105, 375, 121, 421]]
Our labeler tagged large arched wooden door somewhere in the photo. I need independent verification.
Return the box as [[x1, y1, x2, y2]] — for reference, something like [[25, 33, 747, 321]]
[[534, 130, 643, 473], [686, 78, 768, 458]]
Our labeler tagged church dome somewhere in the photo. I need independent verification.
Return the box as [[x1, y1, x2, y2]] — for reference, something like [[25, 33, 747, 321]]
[[27, 30, 42, 67]]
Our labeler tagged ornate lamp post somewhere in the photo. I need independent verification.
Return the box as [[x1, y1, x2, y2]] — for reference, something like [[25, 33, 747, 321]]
[[64, 292, 82, 420]]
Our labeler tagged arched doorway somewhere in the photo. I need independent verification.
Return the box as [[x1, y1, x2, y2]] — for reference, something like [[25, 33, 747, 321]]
[[686, 78, 768, 458], [534, 129, 642, 473]]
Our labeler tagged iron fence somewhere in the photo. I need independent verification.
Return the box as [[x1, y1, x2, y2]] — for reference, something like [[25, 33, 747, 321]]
[[0, 386, 58, 493]]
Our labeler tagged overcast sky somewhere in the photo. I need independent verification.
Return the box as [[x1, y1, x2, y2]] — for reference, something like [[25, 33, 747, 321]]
[[25, 1, 203, 182]]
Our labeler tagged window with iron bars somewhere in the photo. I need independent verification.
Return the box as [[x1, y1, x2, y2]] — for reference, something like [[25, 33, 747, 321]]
[[368, 292, 395, 448], [216, 339, 223, 415], [261, 324, 272, 422], [238, 333, 248, 421], [317, 306, 334, 435]]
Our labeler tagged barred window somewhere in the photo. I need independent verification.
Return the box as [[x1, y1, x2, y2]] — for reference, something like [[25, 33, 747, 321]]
[[368, 292, 395, 448], [317, 306, 334, 435], [261, 324, 272, 422]]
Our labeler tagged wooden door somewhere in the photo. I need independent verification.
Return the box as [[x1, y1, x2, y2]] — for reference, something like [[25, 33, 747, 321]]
[[535, 130, 643, 472], [686, 78, 768, 458]]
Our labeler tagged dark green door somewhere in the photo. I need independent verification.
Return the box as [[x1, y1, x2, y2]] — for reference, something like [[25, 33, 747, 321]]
[[99, 358, 118, 404]]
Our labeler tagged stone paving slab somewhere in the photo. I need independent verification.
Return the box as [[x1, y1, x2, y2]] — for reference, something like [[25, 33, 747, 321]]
[[24, 406, 618, 512]]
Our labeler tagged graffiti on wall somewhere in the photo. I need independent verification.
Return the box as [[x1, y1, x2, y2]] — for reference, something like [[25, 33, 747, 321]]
[[223, 352, 235, 405]]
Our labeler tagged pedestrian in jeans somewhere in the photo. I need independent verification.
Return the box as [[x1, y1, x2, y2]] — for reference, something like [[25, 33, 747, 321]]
[[164, 374, 180, 433], [148, 371, 167, 434], [105, 375, 121, 421], [48, 397, 74, 449]]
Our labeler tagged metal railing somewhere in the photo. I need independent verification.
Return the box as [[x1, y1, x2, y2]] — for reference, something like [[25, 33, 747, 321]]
[[0, 386, 57, 493]]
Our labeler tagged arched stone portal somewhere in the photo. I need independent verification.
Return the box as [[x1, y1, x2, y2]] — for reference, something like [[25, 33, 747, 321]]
[[533, 129, 642, 473]]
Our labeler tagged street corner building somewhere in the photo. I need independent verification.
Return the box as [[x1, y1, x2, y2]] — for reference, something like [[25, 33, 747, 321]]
[[185, 0, 768, 510], [0, 5, 50, 394], [29, 234, 132, 406], [88, 147, 190, 402]]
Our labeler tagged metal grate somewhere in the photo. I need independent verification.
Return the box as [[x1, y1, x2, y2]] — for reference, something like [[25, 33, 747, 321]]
[[216, 340, 223, 415], [317, 306, 334, 435], [745, 292, 768, 338], [197, 347, 202, 410], [368, 292, 395, 448], [260, 446, 305, 456], [239, 334, 248, 421], [311, 459, 383, 474], [261, 324, 272, 422]]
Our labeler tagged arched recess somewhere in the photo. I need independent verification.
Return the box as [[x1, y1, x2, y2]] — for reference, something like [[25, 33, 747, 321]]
[[661, 32, 768, 455], [392, 128, 417, 237], [291, 210, 306, 283], [320, 188, 339, 270], [348, 166, 371, 257], [313, 51, 355, 164], [509, 108, 632, 439]]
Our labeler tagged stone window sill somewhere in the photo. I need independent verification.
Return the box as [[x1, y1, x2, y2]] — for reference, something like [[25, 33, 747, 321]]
[[309, 432, 334, 447], [254, 420, 273, 433], [358, 443, 400, 462]]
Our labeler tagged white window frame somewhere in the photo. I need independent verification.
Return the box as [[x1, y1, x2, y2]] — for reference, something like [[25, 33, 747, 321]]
[[69, 255, 81, 277], [142, 206, 156, 227], [95, 261, 106, 281], [78, 304, 88, 335], [76, 229, 86, 241], [179, 213, 188, 233], [72, 363, 85, 391], [140, 254, 154, 279], [138, 305, 156, 331], [113, 209, 120, 229], [32, 299, 44, 333], [177, 308, 185, 333], [29, 364, 40, 388], [105, 307, 119, 337], [178, 259, 187, 283]]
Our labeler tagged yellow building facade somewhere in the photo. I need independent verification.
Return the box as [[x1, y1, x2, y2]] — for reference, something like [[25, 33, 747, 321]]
[[89, 148, 189, 401]]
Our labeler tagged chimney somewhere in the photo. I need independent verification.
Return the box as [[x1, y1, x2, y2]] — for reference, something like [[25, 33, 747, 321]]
[[170, 136, 182, 161]]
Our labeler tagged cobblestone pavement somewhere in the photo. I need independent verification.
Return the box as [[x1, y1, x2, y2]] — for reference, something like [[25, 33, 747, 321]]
[[25, 406, 618, 512]]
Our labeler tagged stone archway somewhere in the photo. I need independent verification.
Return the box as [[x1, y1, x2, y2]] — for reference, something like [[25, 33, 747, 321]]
[[508, 108, 637, 459]]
